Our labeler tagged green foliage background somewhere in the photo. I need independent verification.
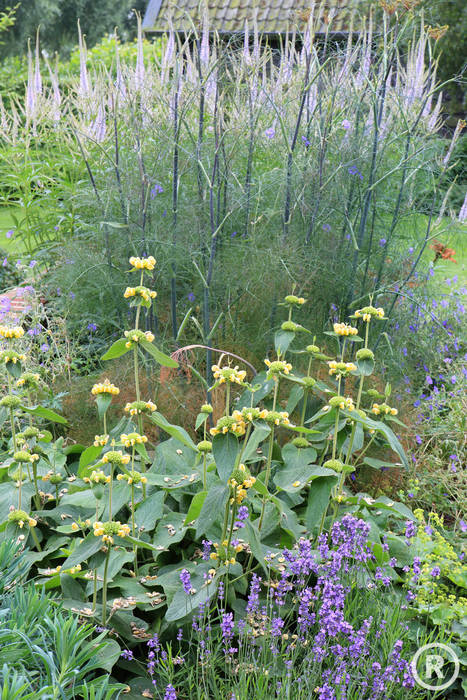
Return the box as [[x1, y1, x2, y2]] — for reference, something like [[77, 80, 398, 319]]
[[0, 0, 146, 55]]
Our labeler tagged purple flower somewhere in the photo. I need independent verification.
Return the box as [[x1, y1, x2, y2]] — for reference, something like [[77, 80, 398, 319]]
[[302, 135, 310, 147], [408, 247, 414, 254], [379, 238, 386, 247], [415, 434, 422, 445], [265, 126, 275, 139], [202, 539, 212, 560], [120, 649, 134, 660], [177, 628, 183, 641], [40, 343, 49, 352], [341, 119, 351, 130], [6, 230, 13, 239], [180, 568, 194, 595], [404, 521, 417, 543], [246, 574, 262, 613], [234, 505, 249, 528], [29, 260, 37, 268], [348, 166, 363, 180], [87, 322, 97, 332], [27, 324, 41, 337], [430, 566, 441, 578], [0, 298, 11, 313], [2, 257, 7, 267], [459, 520, 467, 533], [150, 183, 163, 198], [270, 616, 284, 637], [220, 612, 234, 642], [69, 292, 75, 299], [322, 223, 331, 231], [188, 292, 195, 303], [164, 685, 177, 700]]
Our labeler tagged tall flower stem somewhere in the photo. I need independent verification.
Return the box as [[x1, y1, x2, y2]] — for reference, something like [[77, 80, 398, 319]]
[[356, 320, 370, 410], [9, 407, 17, 453], [331, 409, 340, 460], [221, 493, 231, 543], [108, 465, 114, 520], [202, 453, 207, 490], [101, 546, 111, 625], [130, 447, 138, 574], [92, 570, 98, 613], [225, 383, 230, 416], [29, 525, 41, 551], [133, 296, 144, 436], [258, 379, 279, 531]]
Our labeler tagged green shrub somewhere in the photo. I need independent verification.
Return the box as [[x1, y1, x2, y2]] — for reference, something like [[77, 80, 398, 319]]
[[0, 540, 125, 698]]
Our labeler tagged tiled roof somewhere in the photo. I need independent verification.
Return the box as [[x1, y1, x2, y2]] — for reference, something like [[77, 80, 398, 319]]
[[143, 0, 352, 34]]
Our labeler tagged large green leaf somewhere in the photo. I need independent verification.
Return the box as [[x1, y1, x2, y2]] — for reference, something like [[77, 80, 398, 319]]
[[61, 533, 103, 569], [135, 491, 165, 531], [236, 372, 274, 409], [274, 464, 334, 492], [242, 424, 270, 463], [95, 393, 112, 419], [243, 521, 268, 574], [93, 639, 121, 673], [363, 457, 399, 469], [270, 495, 305, 540], [274, 329, 295, 355], [78, 445, 102, 473], [153, 512, 188, 552], [165, 568, 217, 622], [357, 356, 375, 376], [101, 338, 129, 361], [304, 476, 337, 532], [5, 360, 22, 378], [195, 412, 208, 430], [184, 491, 208, 525], [286, 384, 304, 414], [148, 413, 197, 450], [139, 338, 178, 367], [144, 472, 201, 489], [195, 483, 228, 538], [345, 412, 408, 468], [212, 433, 239, 481], [22, 405, 68, 425]]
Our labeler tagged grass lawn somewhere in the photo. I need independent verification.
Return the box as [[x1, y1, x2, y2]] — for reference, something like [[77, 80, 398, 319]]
[[0, 207, 27, 254]]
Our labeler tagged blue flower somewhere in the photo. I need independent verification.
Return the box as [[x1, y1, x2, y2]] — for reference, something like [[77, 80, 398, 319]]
[[150, 183, 164, 198], [188, 292, 195, 303], [348, 166, 363, 180], [87, 322, 97, 332]]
